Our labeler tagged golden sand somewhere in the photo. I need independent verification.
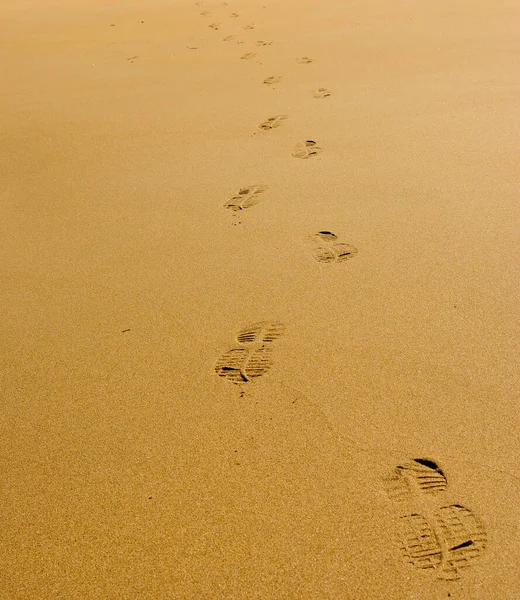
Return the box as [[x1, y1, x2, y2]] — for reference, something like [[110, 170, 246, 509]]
[[1, 0, 519, 597]]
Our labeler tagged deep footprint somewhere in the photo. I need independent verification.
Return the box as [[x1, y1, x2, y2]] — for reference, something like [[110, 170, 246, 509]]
[[224, 184, 267, 211]]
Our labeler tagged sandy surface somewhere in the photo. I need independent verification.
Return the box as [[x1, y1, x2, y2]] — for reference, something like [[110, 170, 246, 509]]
[[1, 0, 519, 598]]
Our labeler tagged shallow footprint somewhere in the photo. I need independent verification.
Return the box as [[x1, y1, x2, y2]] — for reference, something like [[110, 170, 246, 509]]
[[256, 40, 273, 46], [240, 52, 257, 60], [263, 76, 282, 85], [297, 56, 314, 64], [292, 140, 322, 159], [259, 115, 288, 130], [313, 87, 331, 98], [243, 24, 255, 30], [222, 35, 237, 42], [208, 22, 221, 30], [224, 184, 267, 211]]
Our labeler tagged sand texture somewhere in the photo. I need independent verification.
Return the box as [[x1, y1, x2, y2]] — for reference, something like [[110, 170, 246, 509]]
[[1, 0, 519, 598]]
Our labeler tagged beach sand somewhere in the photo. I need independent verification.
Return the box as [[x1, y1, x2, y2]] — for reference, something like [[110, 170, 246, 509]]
[[1, 0, 519, 597]]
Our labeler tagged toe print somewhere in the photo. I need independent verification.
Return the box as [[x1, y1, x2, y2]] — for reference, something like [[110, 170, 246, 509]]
[[224, 184, 267, 211], [293, 140, 323, 159], [259, 115, 288, 130]]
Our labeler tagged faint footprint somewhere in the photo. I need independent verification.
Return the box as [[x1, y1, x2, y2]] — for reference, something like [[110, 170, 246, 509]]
[[208, 22, 221, 30], [215, 322, 285, 384], [222, 35, 237, 42], [224, 185, 267, 211], [297, 56, 314, 64], [292, 140, 323, 159], [256, 40, 273, 46], [313, 87, 331, 98], [310, 231, 358, 264], [199, 10, 210, 16], [240, 52, 257, 60], [229, 12, 239, 17], [259, 115, 288, 130], [243, 24, 255, 30], [262, 76, 282, 85]]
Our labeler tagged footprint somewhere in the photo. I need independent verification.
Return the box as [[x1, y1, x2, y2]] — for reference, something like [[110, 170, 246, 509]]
[[199, 10, 210, 16], [215, 322, 285, 384], [229, 12, 239, 17], [240, 52, 257, 60], [222, 35, 237, 42], [242, 24, 255, 30], [296, 56, 314, 64], [310, 231, 358, 264], [384, 458, 487, 581], [258, 115, 288, 130], [256, 40, 272, 46], [262, 76, 282, 85], [208, 22, 221, 30], [292, 140, 323, 159], [313, 87, 331, 98], [224, 184, 267, 211]]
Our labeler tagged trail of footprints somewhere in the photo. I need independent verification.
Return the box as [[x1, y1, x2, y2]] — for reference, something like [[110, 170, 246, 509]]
[[384, 458, 487, 580], [194, 0, 487, 584]]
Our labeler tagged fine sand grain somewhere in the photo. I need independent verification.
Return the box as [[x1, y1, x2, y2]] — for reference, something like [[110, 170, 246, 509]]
[[1, 0, 519, 598]]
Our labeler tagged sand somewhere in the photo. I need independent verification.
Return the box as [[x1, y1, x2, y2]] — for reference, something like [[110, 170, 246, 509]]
[[1, 0, 519, 597]]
